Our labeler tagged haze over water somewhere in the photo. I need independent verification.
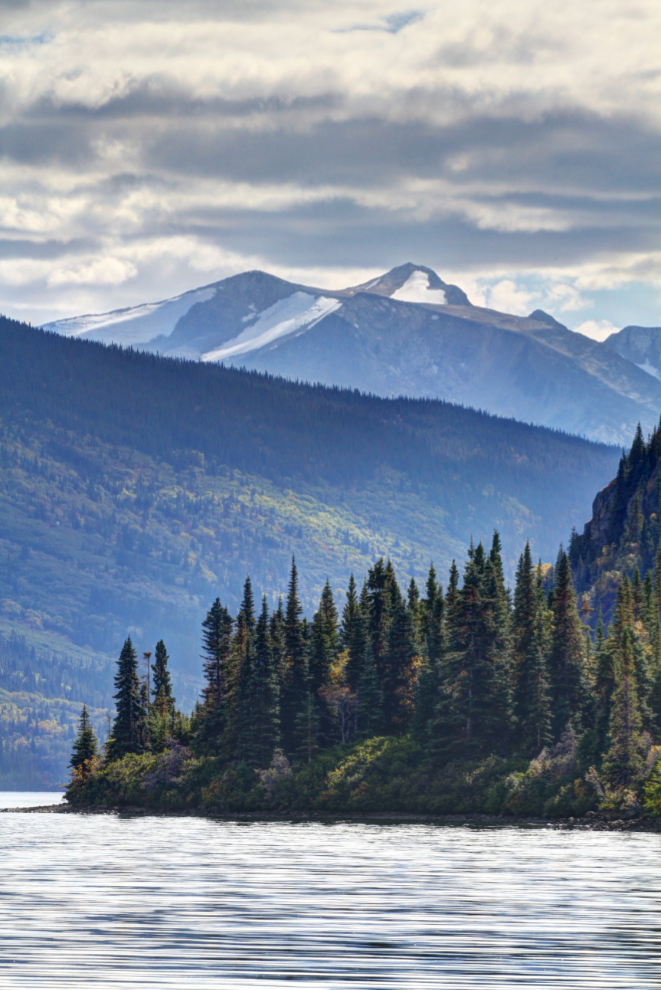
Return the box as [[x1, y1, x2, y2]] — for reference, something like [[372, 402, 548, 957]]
[[0, 798, 659, 989]]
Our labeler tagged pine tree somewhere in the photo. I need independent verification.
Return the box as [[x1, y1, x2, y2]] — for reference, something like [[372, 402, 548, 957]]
[[513, 543, 551, 752], [341, 574, 365, 691], [356, 638, 383, 737], [250, 596, 280, 767], [309, 579, 338, 696], [152, 640, 175, 716], [200, 598, 233, 710], [602, 627, 645, 789], [548, 551, 588, 741], [281, 557, 308, 754], [69, 704, 98, 779], [195, 598, 233, 754], [435, 541, 512, 753], [382, 595, 418, 734], [108, 637, 145, 759], [519, 567, 552, 753]]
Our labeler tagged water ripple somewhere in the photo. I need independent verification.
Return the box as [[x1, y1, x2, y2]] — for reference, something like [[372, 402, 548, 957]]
[[0, 806, 659, 988]]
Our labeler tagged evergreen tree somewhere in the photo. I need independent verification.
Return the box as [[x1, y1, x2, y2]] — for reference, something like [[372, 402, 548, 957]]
[[309, 579, 338, 696], [108, 637, 145, 759], [436, 541, 512, 753], [151, 639, 175, 715], [281, 557, 308, 754], [602, 627, 645, 788], [200, 598, 233, 710], [519, 567, 552, 753], [382, 595, 418, 734], [249, 596, 280, 767], [341, 574, 365, 691], [548, 551, 588, 740], [69, 704, 98, 778], [356, 638, 383, 737], [195, 598, 233, 753]]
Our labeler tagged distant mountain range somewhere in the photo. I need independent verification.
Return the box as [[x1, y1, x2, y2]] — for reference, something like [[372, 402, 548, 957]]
[[43, 263, 661, 445]]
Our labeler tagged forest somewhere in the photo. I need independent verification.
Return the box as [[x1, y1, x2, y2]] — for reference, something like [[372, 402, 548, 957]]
[[69, 526, 661, 818], [0, 313, 620, 786]]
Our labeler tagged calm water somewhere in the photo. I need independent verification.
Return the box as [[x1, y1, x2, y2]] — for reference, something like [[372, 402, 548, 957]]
[[0, 798, 660, 988]]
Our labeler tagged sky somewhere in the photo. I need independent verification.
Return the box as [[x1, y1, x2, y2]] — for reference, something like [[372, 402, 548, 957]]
[[0, 0, 659, 339]]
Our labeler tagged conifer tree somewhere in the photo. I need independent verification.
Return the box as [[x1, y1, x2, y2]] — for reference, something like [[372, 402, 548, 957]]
[[281, 557, 308, 753], [69, 704, 98, 779], [356, 638, 382, 738], [340, 574, 366, 691], [295, 688, 320, 763], [309, 579, 338, 696], [108, 637, 145, 759], [518, 566, 552, 753], [249, 596, 280, 766], [602, 627, 645, 788], [382, 595, 418, 734], [152, 639, 175, 715], [200, 598, 233, 710], [547, 551, 588, 740]]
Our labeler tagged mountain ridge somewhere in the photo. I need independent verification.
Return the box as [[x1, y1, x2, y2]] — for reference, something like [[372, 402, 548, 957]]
[[42, 264, 661, 446]]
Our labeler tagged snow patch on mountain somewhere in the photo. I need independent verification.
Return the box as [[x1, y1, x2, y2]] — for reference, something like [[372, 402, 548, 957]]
[[201, 293, 342, 363], [391, 271, 447, 305], [42, 286, 217, 346], [637, 362, 661, 380]]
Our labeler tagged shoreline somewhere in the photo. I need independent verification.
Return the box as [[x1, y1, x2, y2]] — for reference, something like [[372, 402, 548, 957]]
[[4, 803, 661, 831]]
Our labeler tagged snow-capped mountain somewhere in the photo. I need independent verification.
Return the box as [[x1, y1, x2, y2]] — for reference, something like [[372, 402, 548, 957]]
[[604, 325, 661, 381], [42, 263, 661, 445]]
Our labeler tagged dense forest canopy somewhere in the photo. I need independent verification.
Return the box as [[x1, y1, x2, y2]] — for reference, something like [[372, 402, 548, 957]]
[[71, 528, 661, 818]]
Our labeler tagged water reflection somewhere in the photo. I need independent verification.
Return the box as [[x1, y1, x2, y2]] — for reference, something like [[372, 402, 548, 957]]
[[0, 803, 659, 988]]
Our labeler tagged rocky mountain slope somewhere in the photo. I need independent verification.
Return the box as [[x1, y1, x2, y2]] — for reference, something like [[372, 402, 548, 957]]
[[43, 264, 661, 446], [605, 325, 661, 380]]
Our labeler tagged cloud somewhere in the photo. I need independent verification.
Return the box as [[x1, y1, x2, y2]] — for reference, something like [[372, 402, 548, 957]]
[[573, 319, 621, 343], [0, 0, 656, 324]]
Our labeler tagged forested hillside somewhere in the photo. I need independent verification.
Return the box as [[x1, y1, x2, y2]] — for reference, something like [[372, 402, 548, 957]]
[[72, 533, 661, 819], [0, 315, 620, 786]]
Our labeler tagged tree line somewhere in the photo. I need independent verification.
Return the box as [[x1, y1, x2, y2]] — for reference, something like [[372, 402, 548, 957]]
[[70, 535, 661, 796]]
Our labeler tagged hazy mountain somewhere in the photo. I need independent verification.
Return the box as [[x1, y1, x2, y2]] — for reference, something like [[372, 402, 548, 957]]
[[0, 315, 620, 784], [43, 263, 661, 446], [604, 325, 661, 381]]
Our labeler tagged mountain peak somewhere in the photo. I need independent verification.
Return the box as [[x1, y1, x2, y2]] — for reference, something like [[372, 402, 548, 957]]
[[528, 309, 567, 329], [349, 263, 471, 306]]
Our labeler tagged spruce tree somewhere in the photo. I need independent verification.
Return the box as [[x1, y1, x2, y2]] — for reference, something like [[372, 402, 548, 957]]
[[152, 640, 175, 715], [602, 627, 645, 789], [309, 579, 338, 696], [281, 557, 308, 754], [69, 704, 98, 779], [356, 638, 383, 738], [547, 551, 588, 741], [108, 637, 145, 759], [382, 595, 418, 734], [250, 596, 280, 767], [195, 598, 233, 754], [341, 574, 365, 691]]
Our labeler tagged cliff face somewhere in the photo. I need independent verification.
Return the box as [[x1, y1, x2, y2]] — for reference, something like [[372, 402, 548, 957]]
[[582, 479, 618, 551], [569, 424, 661, 621]]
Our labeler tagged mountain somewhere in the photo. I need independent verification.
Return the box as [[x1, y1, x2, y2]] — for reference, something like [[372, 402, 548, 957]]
[[569, 422, 661, 621], [0, 315, 620, 785], [43, 264, 661, 446], [605, 325, 661, 380]]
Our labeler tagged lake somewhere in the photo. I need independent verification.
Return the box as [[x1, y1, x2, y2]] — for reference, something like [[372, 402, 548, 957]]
[[0, 794, 659, 988]]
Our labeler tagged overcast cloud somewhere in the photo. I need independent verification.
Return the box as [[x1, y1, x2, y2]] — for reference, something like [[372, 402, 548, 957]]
[[0, 0, 659, 334]]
